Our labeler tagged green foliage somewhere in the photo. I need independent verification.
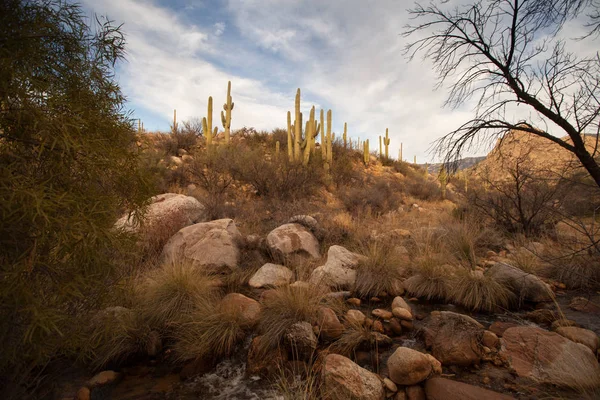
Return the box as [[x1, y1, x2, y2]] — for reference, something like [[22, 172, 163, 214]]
[[0, 0, 152, 386]]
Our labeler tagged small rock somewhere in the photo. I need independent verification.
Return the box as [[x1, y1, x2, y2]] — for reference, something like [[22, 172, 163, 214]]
[[267, 223, 320, 260], [249, 263, 293, 288], [317, 307, 344, 341], [569, 297, 600, 313], [387, 347, 439, 385], [87, 371, 120, 387], [76, 387, 90, 400], [392, 296, 412, 313], [284, 322, 318, 359], [482, 330, 500, 349], [346, 310, 367, 326], [373, 320, 384, 333], [524, 309, 556, 324], [383, 377, 398, 392], [347, 297, 361, 307], [372, 309, 393, 320], [389, 318, 403, 336], [321, 354, 385, 400], [551, 319, 579, 329], [219, 293, 261, 328], [392, 307, 413, 321], [406, 385, 426, 400], [400, 320, 414, 330]]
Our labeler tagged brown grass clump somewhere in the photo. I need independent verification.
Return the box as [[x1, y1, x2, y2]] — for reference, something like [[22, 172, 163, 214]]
[[353, 242, 407, 298], [546, 254, 600, 290], [450, 268, 515, 312], [273, 358, 321, 400], [443, 220, 502, 266], [258, 285, 327, 351], [137, 262, 220, 331], [329, 321, 373, 358], [403, 261, 454, 301]]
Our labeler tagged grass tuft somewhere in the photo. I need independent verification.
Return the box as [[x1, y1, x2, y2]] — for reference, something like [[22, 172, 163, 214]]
[[353, 242, 406, 298], [404, 261, 453, 300], [450, 268, 515, 312]]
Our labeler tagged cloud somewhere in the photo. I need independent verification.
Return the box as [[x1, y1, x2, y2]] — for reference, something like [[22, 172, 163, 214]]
[[214, 22, 226, 36]]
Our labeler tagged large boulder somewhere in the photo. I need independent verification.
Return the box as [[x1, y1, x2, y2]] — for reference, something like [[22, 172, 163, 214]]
[[218, 293, 261, 328], [387, 347, 440, 386], [317, 307, 344, 341], [321, 354, 385, 400], [487, 263, 553, 302], [309, 245, 366, 289], [162, 219, 242, 274], [114, 193, 205, 233], [555, 326, 599, 352], [423, 311, 485, 366], [500, 326, 600, 388], [424, 378, 515, 400], [266, 223, 320, 259], [248, 263, 293, 288]]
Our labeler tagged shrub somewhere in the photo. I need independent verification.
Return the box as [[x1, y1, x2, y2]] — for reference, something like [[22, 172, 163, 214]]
[[403, 262, 454, 301], [353, 242, 407, 298], [450, 269, 515, 312], [137, 262, 220, 331], [443, 220, 503, 266], [0, 0, 152, 388], [405, 176, 442, 201], [330, 321, 378, 358], [546, 254, 600, 290], [341, 177, 403, 216]]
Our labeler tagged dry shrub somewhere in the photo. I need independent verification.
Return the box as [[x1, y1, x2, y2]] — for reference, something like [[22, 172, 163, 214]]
[[156, 131, 197, 156], [353, 242, 407, 298], [546, 254, 600, 290], [450, 269, 515, 312], [329, 321, 376, 358], [405, 176, 442, 201], [136, 262, 220, 331], [341, 177, 403, 216], [404, 262, 454, 301], [274, 358, 321, 400], [258, 285, 327, 351], [443, 220, 504, 266]]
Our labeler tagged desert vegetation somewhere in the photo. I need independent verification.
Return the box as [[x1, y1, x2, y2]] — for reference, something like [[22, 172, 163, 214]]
[[2, 0, 600, 400]]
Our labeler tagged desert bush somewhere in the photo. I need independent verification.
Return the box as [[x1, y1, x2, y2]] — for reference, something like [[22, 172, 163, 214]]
[[403, 262, 454, 301], [353, 242, 407, 298], [181, 118, 204, 138], [0, 0, 153, 391], [450, 269, 515, 312], [341, 177, 403, 216], [330, 142, 362, 186], [137, 262, 220, 331], [258, 285, 327, 352], [158, 130, 198, 156], [443, 220, 504, 266], [546, 253, 600, 290], [405, 175, 443, 201]]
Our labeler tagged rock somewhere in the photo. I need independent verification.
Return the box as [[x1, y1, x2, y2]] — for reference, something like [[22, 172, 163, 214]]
[[247, 335, 286, 378], [524, 309, 557, 323], [424, 377, 515, 400], [405, 385, 426, 400], [284, 322, 318, 359], [394, 392, 407, 400], [266, 223, 320, 259], [370, 332, 393, 348], [482, 330, 500, 349], [181, 154, 194, 163], [488, 321, 519, 337], [317, 307, 344, 341], [347, 298, 361, 307], [162, 219, 242, 273], [387, 347, 438, 385], [389, 318, 403, 336], [569, 297, 600, 313], [288, 215, 323, 238], [392, 296, 412, 313], [555, 326, 599, 352], [310, 245, 366, 290], [249, 263, 293, 288], [180, 357, 215, 380], [383, 377, 398, 392], [177, 148, 188, 156], [487, 262, 553, 302], [325, 291, 352, 300], [321, 354, 385, 400], [244, 234, 265, 250], [373, 320, 384, 333], [392, 307, 413, 321], [218, 293, 261, 328], [400, 320, 414, 331], [500, 326, 600, 388], [76, 387, 90, 400], [169, 155, 183, 166], [423, 311, 485, 366], [114, 193, 205, 234], [87, 371, 121, 387], [372, 309, 393, 320], [551, 319, 579, 329], [345, 310, 367, 326], [146, 330, 162, 357]]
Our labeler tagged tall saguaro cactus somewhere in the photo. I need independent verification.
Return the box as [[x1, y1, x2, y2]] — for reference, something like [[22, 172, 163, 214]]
[[202, 96, 214, 145], [294, 89, 302, 161], [221, 81, 234, 144], [399, 142, 403, 162], [343, 123, 347, 148], [383, 128, 390, 159], [439, 164, 448, 200], [172, 109, 178, 134], [320, 109, 325, 158], [287, 111, 293, 160], [326, 109, 333, 167], [363, 139, 370, 165], [302, 106, 320, 166]]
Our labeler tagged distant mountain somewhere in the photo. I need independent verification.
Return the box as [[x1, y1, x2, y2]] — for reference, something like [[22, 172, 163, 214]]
[[422, 156, 486, 174]]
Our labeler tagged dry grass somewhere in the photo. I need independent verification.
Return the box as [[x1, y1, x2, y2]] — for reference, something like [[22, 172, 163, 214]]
[[329, 321, 373, 357], [546, 254, 600, 290], [404, 261, 454, 301], [136, 262, 220, 331], [258, 285, 327, 352], [273, 357, 321, 400], [443, 220, 503, 266], [450, 268, 515, 312], [353, 242, 407, 298]]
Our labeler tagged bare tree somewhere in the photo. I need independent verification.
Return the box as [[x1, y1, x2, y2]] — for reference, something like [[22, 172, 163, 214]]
[[403, 0, 600, 188]]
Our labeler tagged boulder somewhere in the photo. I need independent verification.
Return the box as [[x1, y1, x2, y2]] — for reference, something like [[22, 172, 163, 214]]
[[423, 311, 485, 366], [488, 321, 519, 337], [288, 215, 323, 238], [555, 326, 599, 353], [317, 307, 344, 341], [345, 310, 367, 326], [114, 193, 205, 233], [218, 293, 261, 328], [309, 245, 366, 289], [162, 219, 242, 274], [266, 223, 320, 259], [248, 263, 293, 288], [569, 297, 600, 313], [487, 263, 553, 302], [284, 322, 318, 359], [500, 326, 600, 388], [321, 354, 385, 400], [424, 377, 515, 400], [387, 347, 439, 386]]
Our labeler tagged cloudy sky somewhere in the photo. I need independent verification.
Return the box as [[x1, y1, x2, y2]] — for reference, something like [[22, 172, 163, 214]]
[[79, 0, 596, 162]]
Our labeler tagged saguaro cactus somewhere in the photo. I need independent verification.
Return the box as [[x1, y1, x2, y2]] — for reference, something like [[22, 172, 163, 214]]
[[439, 164, 448, 200], [320, 109, 325, 158], [343, 123, 347, 148], [383, 128, 390, 159], [221, 81, 234, 143], [287, 111, 293, 161], [399, 142, 403, 161], [302, 106, 319, 166], [276, 141, 280, 157], [326, 109, 333, 167], [294, 89, 302, 161], [363, 139, 370, 165], [172, 109, 178, 134], [203, 96, 214, 145]]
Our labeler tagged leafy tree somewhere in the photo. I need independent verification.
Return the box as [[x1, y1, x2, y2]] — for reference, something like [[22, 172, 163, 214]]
[[0, 0, 152, 393], [404, 0, 600, 188]]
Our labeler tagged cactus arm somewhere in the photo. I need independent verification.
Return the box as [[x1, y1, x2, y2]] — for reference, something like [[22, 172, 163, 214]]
[[173, 109, 177, 133], [343, 123, 347, 148]]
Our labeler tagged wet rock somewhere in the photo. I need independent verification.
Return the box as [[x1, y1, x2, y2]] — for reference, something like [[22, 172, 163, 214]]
[[87, 371, 121, 387], [321, 354, 385, 400], [423, 311, 485, 366], [424, 377, 515, 400], [488, 321, 519, 337], [487, 262, 553, 302], [387, 347, 439, 385], [218, 293, 261, 328], [372, 320, 384, 333], [76, 387, 90, 400], [317, 307, 344, 341], [284, 322, 318, 359], [555, 326, 599, 352], [345, 310, 367, 326], [482, 330, 500, 349], [394, 392, 407, 400], [388, 318, 403, 336], [523, 309, 557, 324], [500, 326, 600, 388], [383, 377, 398, 392], [246, 335, 286, 378], [569, 297, 600, 313], [267, 223, 320, 259], [347, 297, 361, 307], [162, 219, 242, 274], [114, 193, 205, 233], [248, 263, 293, 288], [405, 385, 426, 400], [372, 309, 393, 320], [400, 320, 414, 330]]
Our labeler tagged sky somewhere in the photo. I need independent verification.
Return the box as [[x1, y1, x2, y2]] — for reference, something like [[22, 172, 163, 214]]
[[79, 0, 597, 162]]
